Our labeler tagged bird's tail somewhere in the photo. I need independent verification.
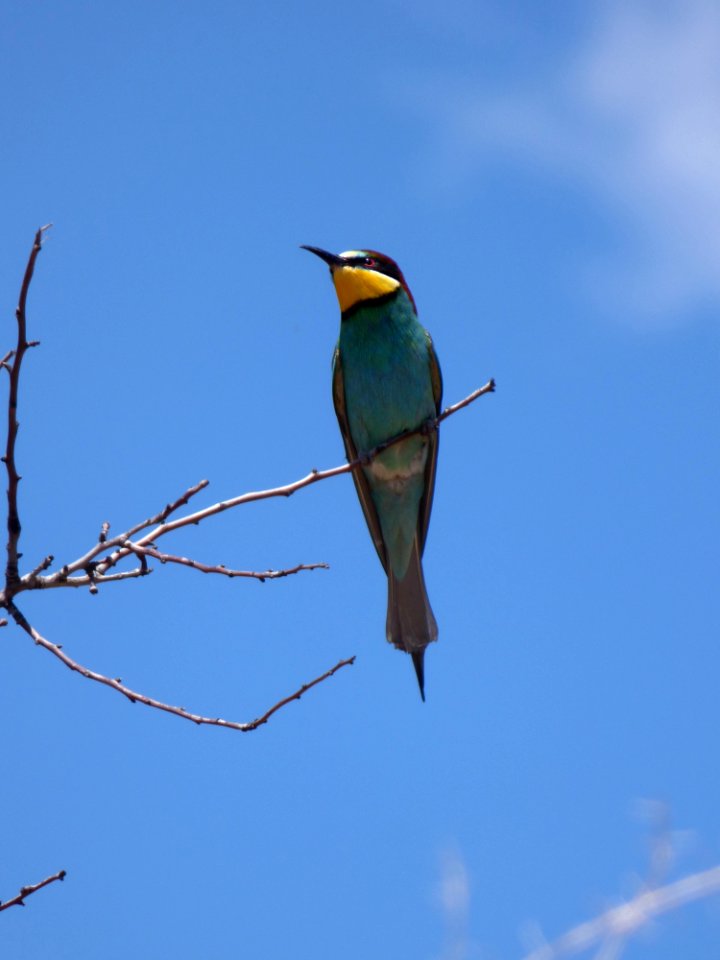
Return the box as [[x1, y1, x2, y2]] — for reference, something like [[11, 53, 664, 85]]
[[386, 539, 438, 701]]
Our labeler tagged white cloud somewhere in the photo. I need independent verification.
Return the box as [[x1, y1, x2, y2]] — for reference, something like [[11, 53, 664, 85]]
[[420, 1, 720, 320], [433, 845, 474, 960]]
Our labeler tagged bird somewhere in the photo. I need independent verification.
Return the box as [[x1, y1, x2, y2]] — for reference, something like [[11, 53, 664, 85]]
[[302, 246, 442, 699]]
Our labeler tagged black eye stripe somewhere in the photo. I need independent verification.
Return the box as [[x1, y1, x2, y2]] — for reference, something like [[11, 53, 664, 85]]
[[349, 255, 402, 281]]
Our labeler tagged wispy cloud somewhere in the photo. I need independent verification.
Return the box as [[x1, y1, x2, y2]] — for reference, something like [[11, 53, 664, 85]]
[[433, 845, 474, 960], [415, 1, 720, 320]]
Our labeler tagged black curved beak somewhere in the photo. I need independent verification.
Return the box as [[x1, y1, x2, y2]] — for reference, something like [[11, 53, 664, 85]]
[[300, 245, 345, 269]]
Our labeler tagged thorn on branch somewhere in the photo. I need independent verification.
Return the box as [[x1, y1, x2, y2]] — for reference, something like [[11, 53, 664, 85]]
[[0, 350, 14, 374]]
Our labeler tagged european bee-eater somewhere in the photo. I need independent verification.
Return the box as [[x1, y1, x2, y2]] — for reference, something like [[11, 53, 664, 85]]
[[302, 246, 442, 700]]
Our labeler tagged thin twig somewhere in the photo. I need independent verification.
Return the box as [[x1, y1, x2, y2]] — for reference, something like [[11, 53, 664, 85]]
[[90, 380, 496, 579], [3, 225, 51, 588], [0, 479, 208, 600], [44, 479, 210, 585], [108, 381, 492, 553], [25, 554, 54, 581], [6, 600, 354, 732], [123, 542, 329, 581], [438, 380, 496, 425], [0, 869, 66, 913], [0, 380, 494, 600], [244, 655, 356, 730], [26, 567, 152, 591], [0, 231, 489, 734]]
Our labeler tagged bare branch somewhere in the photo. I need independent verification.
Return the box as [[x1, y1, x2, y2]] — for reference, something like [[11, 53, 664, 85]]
[[0, 231, 485, 736], [0, 379, 493, 601], [0, 479, 208, 600], [26, 554, 53, 580], [521, 864, 720, 960], [113, 381, 493, 549], [3, 225, 51, 588], [6, 600, 354, 732], [87, 380, 496, 581], [0, 869, 66, 913], [438, 379, 496, 425], [123, 541, 329, 582], [243, 655, 356, 730], [44, 478, 210, 584], [21, 564, 151, 592]]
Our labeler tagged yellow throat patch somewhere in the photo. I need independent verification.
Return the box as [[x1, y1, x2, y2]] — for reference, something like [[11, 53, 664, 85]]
[[332, 265, 400, 313]]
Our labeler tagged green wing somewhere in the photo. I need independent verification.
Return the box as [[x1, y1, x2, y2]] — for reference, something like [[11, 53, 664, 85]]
[[418, 332, 443, 554], [332, 348, 389, 573]]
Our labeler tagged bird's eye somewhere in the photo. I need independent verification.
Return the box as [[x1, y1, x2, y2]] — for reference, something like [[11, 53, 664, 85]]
[[363, 256, 377, 268]]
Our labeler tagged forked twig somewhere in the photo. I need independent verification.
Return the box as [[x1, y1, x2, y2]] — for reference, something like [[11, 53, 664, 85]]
[[4, 380, 494, 599], [7, 598, 353, 731], [83, 380, 496, 582], [0, 228, 493, 732]]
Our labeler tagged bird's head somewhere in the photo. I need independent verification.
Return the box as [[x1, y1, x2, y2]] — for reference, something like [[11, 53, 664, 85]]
[[301, 246, 416, 313]]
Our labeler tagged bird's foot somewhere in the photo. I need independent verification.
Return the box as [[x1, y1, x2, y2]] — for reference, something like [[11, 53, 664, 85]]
[[420, 417, 438, 437]]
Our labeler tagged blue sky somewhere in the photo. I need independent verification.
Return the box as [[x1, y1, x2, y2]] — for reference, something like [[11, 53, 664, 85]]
[[2, 1, 719, 957]]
